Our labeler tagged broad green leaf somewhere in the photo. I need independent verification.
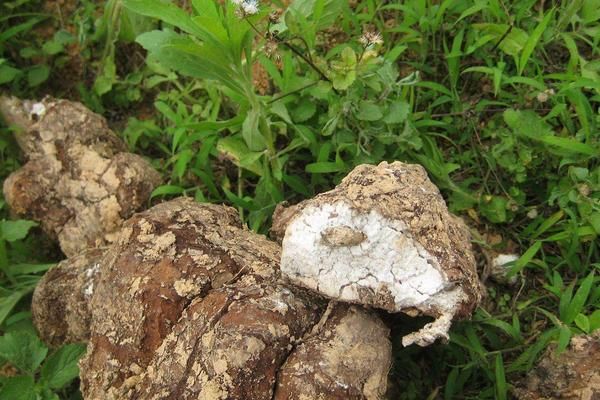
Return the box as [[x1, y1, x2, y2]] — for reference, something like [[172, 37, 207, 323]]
[[557, 325, 572, 353], [472, 23, 528, 57], [217, 137, 263, 176], [40, 343, 87, 389], [574, 314, 590, 333], [504, 109, 598, 156], [292, 99, 317, 123], [0, 220, 37, 242], [27, 64, 50, 87], [383, 100, 410, 124], [0, 375, 35, 400], [93, 56, 117, 96], [0, 64, 20, 84], [241, 109, 265, 152], [589, 309, 600, 332], [136, 30, 244, 95], [356, 101, 383, 121], [479, 195, 507, 223], [0, 332, 48, 374], [286, 0, 344, 31], [123, 0, 219, 46]]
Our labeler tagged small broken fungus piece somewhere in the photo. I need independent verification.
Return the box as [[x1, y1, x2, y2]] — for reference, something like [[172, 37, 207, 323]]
[[514, 332, 600, 400], [274, 304, 392, 400], [490, 253, 519, 285], [0, 96, 161, 257], [32, 248, 104, 347], [276, 161, 482, 347], [79, 198, 286, 399]]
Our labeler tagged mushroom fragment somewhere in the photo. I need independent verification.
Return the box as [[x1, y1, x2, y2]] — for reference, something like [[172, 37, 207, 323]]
[[0, 96, 161, 257], [275, 161, 482, 346]]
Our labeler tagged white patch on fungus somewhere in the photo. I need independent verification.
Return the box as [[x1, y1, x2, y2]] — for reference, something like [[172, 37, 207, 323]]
[[30, 102, 46, 118], [281, 201, 467, 346]]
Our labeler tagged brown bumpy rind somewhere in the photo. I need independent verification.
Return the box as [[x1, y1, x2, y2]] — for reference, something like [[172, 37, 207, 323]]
[[31, 248, 105, 347], [122, 276, 321, 400], [0, 96, 161, 257], [79, 198, 287, 399], [274, 304, 392, 400], [514, 332, 600, 400]]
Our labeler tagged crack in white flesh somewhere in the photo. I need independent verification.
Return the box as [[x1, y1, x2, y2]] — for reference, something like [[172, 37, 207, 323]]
[[281, 201, 466, 346]]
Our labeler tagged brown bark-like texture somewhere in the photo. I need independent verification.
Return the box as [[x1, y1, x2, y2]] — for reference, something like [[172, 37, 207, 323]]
[[274, 304, 392, 400], [0, 96, 161, 257], [515, 332, 600, 400], [32, 248, 104, 347], [74, 197, 391, 400]]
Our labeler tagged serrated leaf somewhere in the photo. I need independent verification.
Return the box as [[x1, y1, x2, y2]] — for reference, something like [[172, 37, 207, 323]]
[[383, 100, 410, 124], [356, 101, 383, 121], [292, 99, 316, 123], [0, 332, 48, 374], [40, 343, 87, 389]]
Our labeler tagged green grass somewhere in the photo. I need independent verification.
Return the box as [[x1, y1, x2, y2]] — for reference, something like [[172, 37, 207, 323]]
[[1, 0, 599, 398]]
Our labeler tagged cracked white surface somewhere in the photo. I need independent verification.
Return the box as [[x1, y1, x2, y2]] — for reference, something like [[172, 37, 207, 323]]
[[281, 201, 467, 346]]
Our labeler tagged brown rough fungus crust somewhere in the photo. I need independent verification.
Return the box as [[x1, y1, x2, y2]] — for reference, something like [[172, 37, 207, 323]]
[[0, 95, 161, 257], [123, 276, 321, 400], [32, 248, 105, 347], [80, 198, 286, 398], [274, 304, 392, 400], [514, 332, 600, 400], [77, 197, 391, 400]]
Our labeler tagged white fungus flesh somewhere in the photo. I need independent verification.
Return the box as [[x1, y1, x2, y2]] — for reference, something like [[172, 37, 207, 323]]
[[277, 161, 482, 347]]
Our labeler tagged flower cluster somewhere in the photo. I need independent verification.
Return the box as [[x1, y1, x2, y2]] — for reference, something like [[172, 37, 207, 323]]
[[232, 0, 259, 16]]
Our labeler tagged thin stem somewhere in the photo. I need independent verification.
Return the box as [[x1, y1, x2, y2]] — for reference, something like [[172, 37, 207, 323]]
[[267, 81, 319, 104], [244, 18, 333, 86]]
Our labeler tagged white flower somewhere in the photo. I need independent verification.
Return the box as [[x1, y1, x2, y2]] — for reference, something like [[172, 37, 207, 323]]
[[241, 0, 259, 15], [359, 31, 383, 47], [231, 0, 244, 5]]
